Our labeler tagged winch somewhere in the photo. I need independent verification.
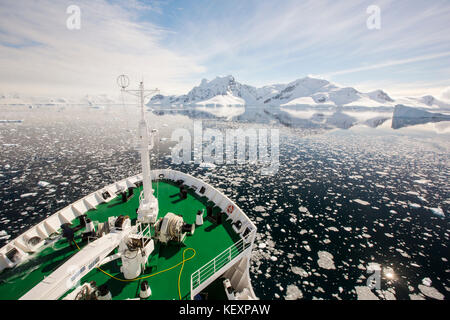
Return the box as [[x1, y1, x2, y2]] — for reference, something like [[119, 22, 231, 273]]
[[154, 212, 195, 244]]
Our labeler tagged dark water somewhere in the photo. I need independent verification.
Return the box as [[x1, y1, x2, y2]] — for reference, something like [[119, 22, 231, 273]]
[[0, 105, 449, 300]]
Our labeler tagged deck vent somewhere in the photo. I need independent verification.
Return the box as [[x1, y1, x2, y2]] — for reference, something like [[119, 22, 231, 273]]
[[6, 248, 20, 263], [180, 188, 188, 199], [101, 191, 111, 200], [199, 186, 206, 194], [207, 206, 213, 217], [27, 236, 42, 247]]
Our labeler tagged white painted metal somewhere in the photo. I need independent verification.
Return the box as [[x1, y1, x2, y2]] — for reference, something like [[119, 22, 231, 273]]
[[190, 232, 254, 300], [20, 224, 133, 300]]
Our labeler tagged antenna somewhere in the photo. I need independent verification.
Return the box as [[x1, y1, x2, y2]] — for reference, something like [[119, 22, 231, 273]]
[[117, 74, 130, 90], [117, 75, 159, 116], [117, 75, 159, 225]]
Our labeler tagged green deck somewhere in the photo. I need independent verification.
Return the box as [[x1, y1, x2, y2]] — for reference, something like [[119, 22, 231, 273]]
[[0, 180, 240, 300]]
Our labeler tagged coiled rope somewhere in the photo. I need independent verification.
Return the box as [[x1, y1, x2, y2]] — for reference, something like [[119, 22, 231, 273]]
[[73, 240, 195, 300]]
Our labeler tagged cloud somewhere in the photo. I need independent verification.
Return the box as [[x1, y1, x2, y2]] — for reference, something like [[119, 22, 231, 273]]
[[324, 51, 450, 77], [0, 0, 449, 98], [0, 0, 205, 97], [164, 0, 450, 91], [441, 87, 450, 102], [342, 78, 450, 100]]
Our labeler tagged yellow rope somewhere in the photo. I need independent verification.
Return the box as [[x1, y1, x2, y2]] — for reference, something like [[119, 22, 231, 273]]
[[73, 239, 195, 300]]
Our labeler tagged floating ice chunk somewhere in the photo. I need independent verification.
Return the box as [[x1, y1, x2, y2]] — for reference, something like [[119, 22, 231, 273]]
[[408, 203, 421, 209], [413, 179, 431, 185], [38, 181, 50, 187], [270, 256, 278, 261], [298, 206, 309, 213], [254, 206, 266, 212], [20, 193, 37, 198], [395, 248, 412, 258], [199, 162, 216, 169], [291, 266, 309, 277], [429, 207, 444, 217], [367, 262, 381, 272], [353, 199, 370, 206], [355, 286, 379, 300], [417, 196, 427, 203], [409, 294, 425, 300], [284, 285, 303, 300], [418, 285, 444, 300], [258, 243, 267, 249], [0, 230, 10, 240], [422, 277, 432, 287], [382, 290, 396, 300], [317, 251, 336, 270]]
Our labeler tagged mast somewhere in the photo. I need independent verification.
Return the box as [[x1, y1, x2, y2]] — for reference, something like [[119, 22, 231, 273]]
[[137, 81, 158, 223], [118, 75, 159, 224]]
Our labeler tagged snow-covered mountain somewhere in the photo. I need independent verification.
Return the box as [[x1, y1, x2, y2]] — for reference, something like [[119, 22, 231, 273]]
[[148, 75, 450, 110], [150, 75, 275, 106], [2, 75, 448, 111], [391, 105, 450, 129]]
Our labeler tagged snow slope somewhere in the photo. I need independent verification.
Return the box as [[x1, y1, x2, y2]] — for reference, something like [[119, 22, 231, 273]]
[[148, 75, 450, 110]]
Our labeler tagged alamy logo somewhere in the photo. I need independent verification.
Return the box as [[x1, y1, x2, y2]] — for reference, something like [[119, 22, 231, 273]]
[[171, 121, 279, 175], [66, 5, 81, 30], [366, 5, 381, 30], [366, 269, 381, 290]]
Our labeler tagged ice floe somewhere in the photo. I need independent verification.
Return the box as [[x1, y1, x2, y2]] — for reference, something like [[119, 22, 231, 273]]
[[355, 286, 379, 300], [317, 251, 336, 270], [284, 285, 303, 300], [418, 285, 444, 300]]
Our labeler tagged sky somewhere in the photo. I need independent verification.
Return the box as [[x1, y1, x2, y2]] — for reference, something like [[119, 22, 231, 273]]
[[0, 0, 449, 100]]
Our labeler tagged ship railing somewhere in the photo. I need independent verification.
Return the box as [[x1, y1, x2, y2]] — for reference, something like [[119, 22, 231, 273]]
[[190, 232, 253, 298]]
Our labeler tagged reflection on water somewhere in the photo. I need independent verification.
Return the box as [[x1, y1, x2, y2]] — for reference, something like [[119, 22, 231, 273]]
[[391, 105, 450, 130], [150, 103, 450, 134]]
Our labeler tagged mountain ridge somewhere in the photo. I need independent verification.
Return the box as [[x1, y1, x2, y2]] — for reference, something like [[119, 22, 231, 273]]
[[148, 75, 450, 110]]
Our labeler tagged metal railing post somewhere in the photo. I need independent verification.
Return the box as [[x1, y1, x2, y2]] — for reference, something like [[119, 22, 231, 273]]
[[190, 234, 251, 292]]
